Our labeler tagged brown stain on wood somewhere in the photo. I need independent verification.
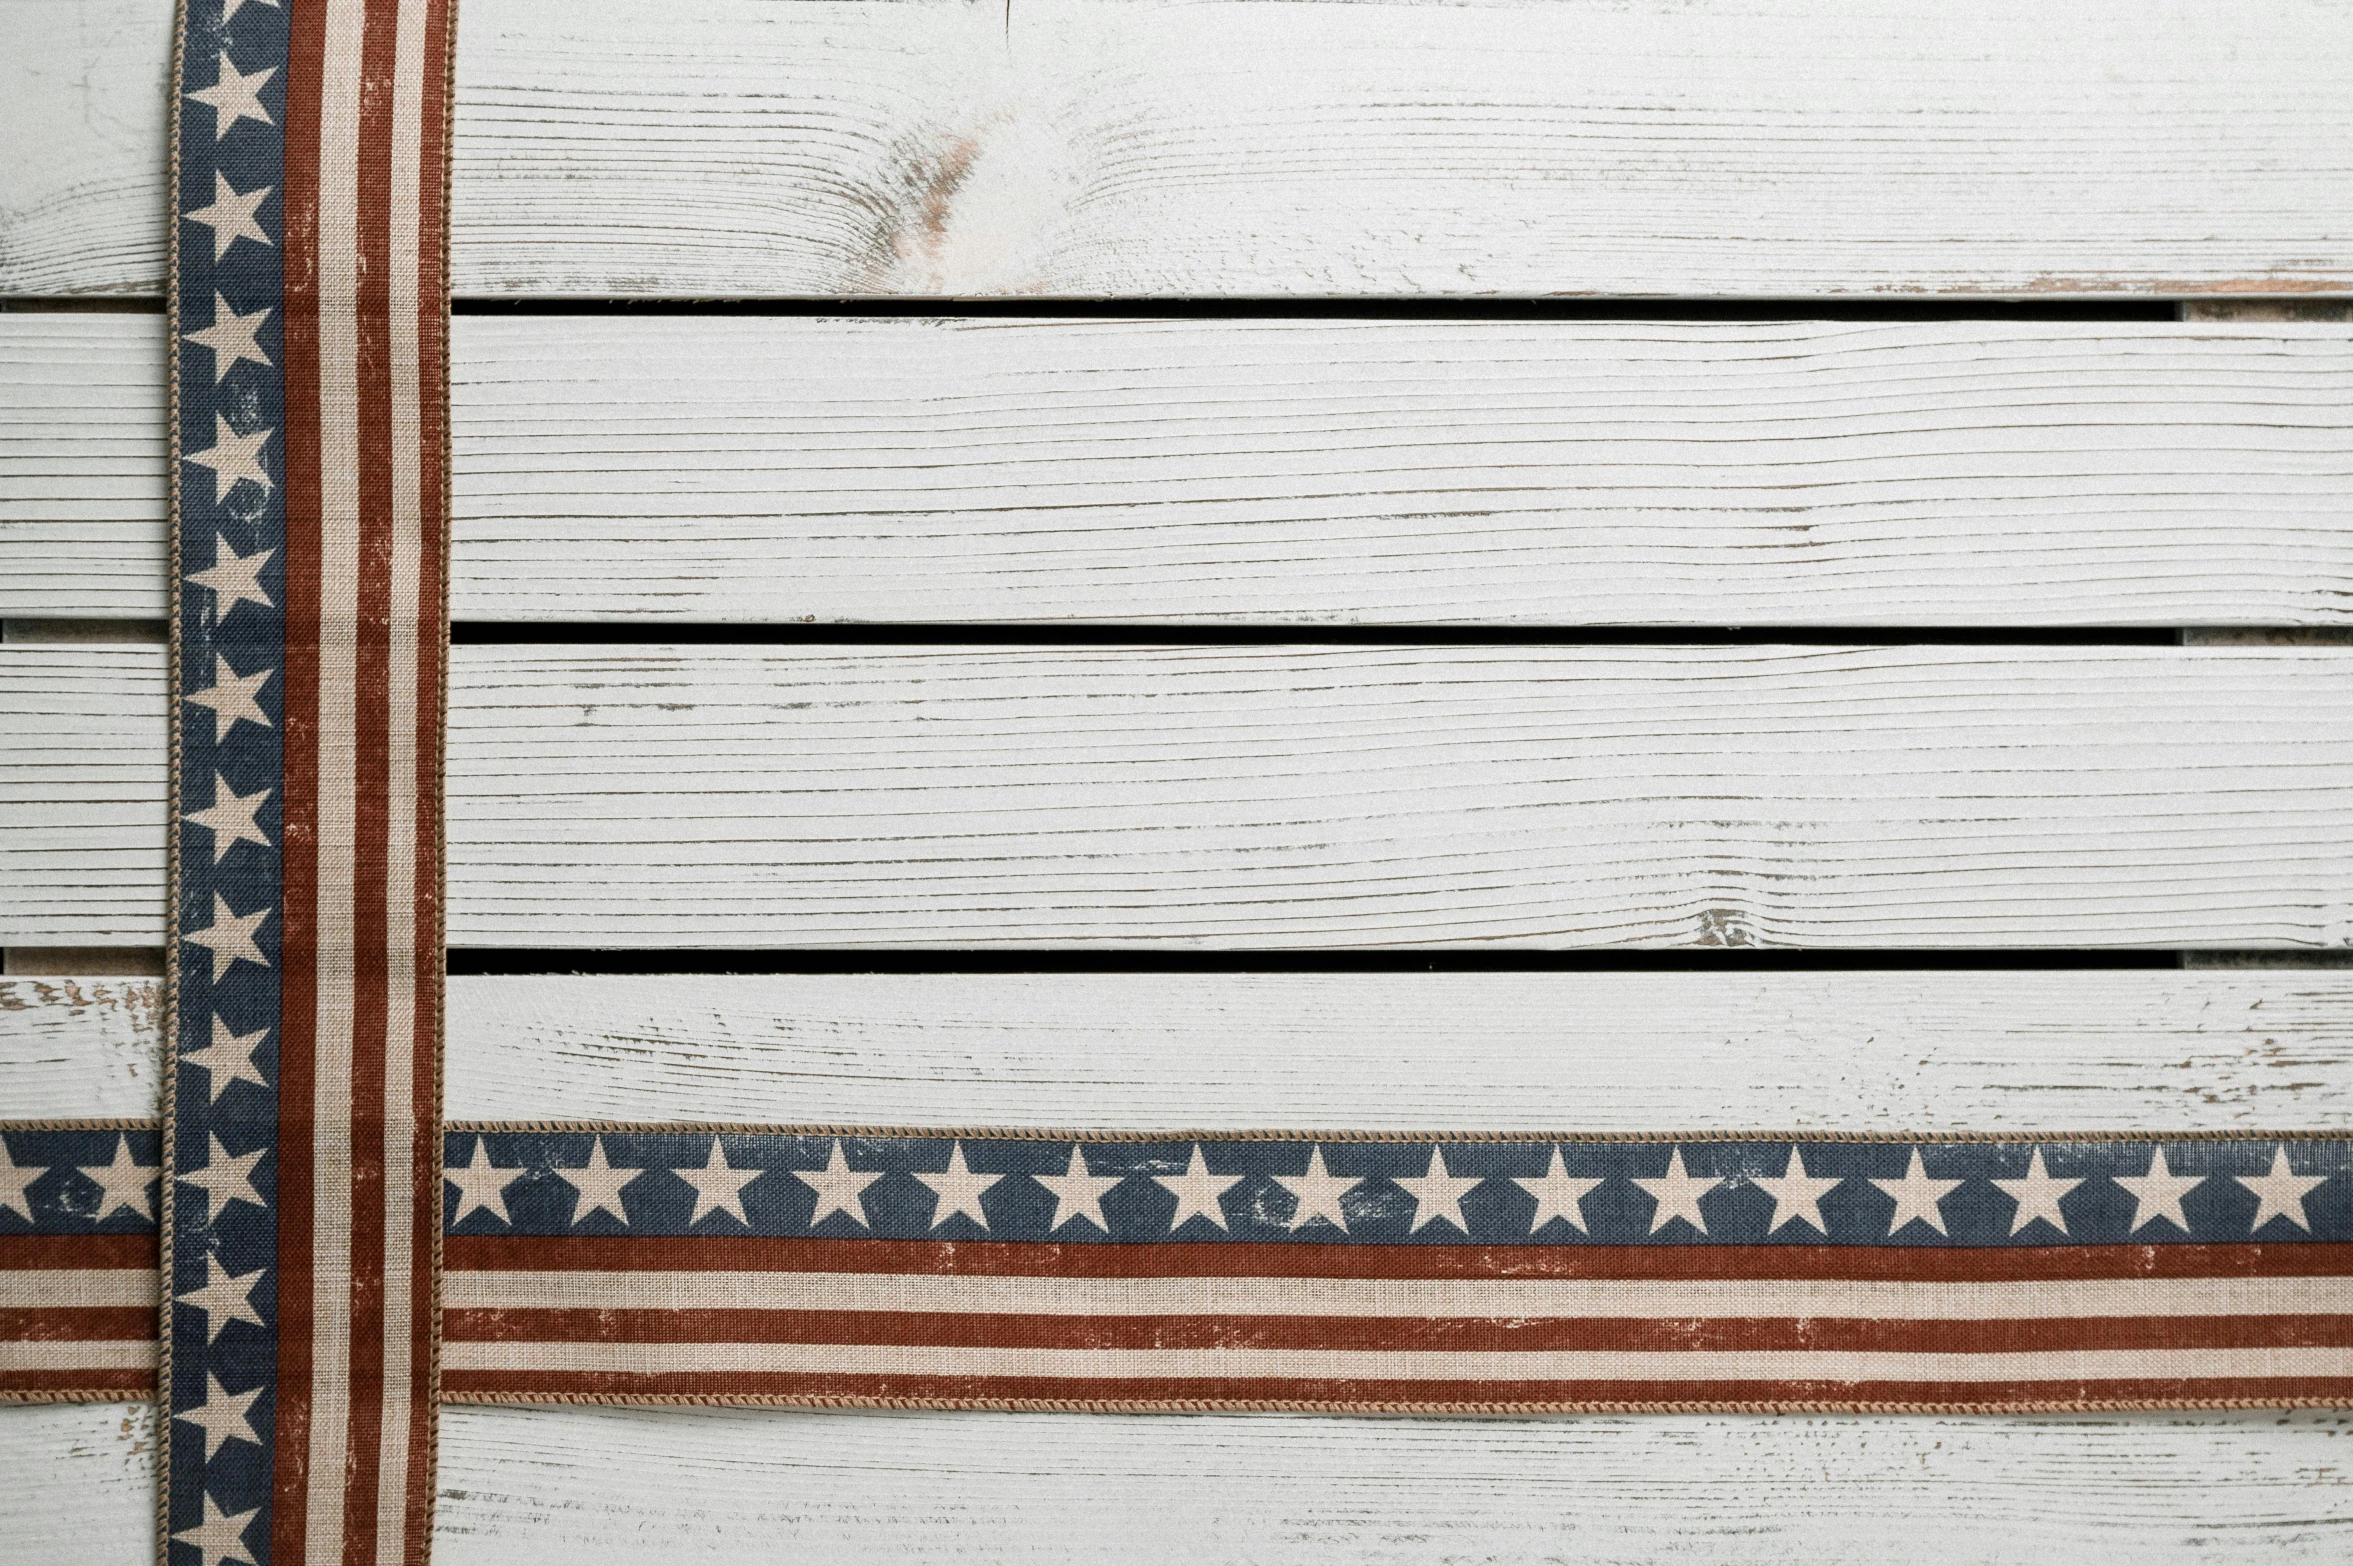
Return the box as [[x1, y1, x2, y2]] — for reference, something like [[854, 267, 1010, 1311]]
[[858, 131, 987, 289]]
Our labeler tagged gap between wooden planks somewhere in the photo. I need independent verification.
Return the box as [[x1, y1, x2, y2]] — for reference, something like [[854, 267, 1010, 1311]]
[[5, 312, 2351, 625], [8, 0, 2353, 299]]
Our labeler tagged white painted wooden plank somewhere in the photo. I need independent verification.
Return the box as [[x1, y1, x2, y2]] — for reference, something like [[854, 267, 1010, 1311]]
[[0, 646, 164, 946], [444, 643, 2353, 950], [11, 642, 2352, 948], [11, 0, 2353, 300], [440, 971, 2353, 1133], [0, 1403, 157, 1566], [0, 314, 164, 619], [0, 976, 160, 1119], [0, 1, 168, 299], [10, 1401, 2350, 1566], [432, 1405, 2353, 1566], [15, 313, 2353, 625], [13, 969, 2353, 1130]]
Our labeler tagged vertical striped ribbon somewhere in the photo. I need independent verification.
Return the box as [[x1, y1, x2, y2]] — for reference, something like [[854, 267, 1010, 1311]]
[[165, 1, 453, 1562]]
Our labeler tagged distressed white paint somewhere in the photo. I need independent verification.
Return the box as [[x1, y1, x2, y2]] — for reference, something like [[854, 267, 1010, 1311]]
[[0, 646, 166, 946], [441, 643, 2353, 949], [10, 969, 2353, 1129], [7, 1400, 2353, 1565], [10, 0, 2353, 299], [12, 642, 2353, 948], [11, 313, 2353, 625], [0, 976, 161, 1118], [0, 1, 168, 299]]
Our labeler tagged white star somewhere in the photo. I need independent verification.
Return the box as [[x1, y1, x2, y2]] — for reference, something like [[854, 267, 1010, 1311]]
[[1633, 1147, 1721, 1235], [183, 1015, 269, 1102], [552, 1137, 643, 1227], [915, 1142, 1001, 1231], [181, 1255, 265, 1344], [188, 53, 274, 140], [1511, 1147, 1602, 1233], [1872, 1150, 1963, 1236], [179, 1133, 265, 1220], [1395, 1145, 1483, 1235], [1753, 1147, 1843, 1235], [2239, 1147, 2330, 1233], [173, 1493, 261, 1566], [77, 1135, 156, 1222], [184, 892, 271, 983], [1994, 1148, 2083, 1237], [184, 652, 273, 735], [1035, 1145, 1121, 1232], [444, 1137, 522, 1227], [1154, 1144, 1244, 1233], [677, 1139, 767, 1228], [175, 1372, 262, 1461], [221, 0, 280, 21], [189, 534, 275, 612], [1274, 1145, 1357, 1232], [2116, 1147, 2206, 1234], [184, 172, 272, 261], [185, 414, 274, 500], [188, 775, 273, 863], [793, 1140, 876, 1229], [0, 1136, 44, 1221]]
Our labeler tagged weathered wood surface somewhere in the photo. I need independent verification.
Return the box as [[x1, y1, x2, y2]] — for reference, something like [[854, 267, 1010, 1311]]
[[10, 642, 2351, 949], [0, 1, 167, 300], [10, 0, 2353, 299], [0, 315, 164, 620], [4, 639, 2353, 949], [449, 643, 2353, 949], [12, 969, 2353, 1129], [440, 970, 2353, 1132], [0, 976, 158, 1119], [10, 313, 2353, 625], [0, 646, 164, 947], [8, 1400, 2353, 1566]]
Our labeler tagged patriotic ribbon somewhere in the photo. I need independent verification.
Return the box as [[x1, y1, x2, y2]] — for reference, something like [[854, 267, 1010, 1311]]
[[9, 1127, 2353, 1415], [163, 0, 451, 1561]]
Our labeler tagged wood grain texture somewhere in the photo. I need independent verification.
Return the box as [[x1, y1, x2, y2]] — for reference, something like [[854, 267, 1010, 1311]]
[[440, 970, 2353, 1133], [0, 1, 167, 299], [0, 976, 160, 1119], [18, 313, 2353, 624], [0, 647, 164, 946], [443, 643, 2353, 950], [11, 1400, 2353, 1566], [10, 0, 2353, 299], [12, 969, 2353, 1130], [12, 642, 2353, 948], [0, 315, 165, 618]]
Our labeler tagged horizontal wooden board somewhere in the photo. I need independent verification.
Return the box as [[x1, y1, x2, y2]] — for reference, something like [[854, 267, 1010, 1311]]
[[13, 969, 2353, 1129], [0, 646, 164, 946], [10, 314, 2353, 625], [8, 1400, 2353, 1566], [10, 0, 2353, 299], [10, 643, 2352, 948], [0, 976, 158, 1119], [0, 315, 163, 620], [439, 970, 2353, 1133]]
